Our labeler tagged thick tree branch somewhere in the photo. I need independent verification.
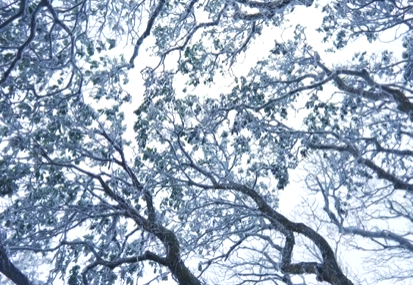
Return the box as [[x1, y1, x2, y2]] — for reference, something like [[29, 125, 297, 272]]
[[0, 242, 32, 285], [0, 0, 47, 86], [37, 141, 201, 285], [193, 180, 355, 285], [129, 0, 166, 67], [315, 56, 413, 116], [307, 142, 413, 193], [0, 0, 28, 32]]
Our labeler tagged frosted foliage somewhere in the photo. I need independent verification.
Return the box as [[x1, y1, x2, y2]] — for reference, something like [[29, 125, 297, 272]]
[[0, 0, 412, 285]]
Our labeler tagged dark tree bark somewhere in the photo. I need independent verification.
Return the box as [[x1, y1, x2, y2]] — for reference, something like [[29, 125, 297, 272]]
[[0, 243, 32, 285]]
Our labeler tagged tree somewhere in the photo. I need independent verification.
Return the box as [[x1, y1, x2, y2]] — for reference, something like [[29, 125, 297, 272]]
[[0, 0, 412, 285]]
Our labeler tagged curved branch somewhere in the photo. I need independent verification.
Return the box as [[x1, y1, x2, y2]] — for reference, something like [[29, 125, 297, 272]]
[[0, 0, 28, 32], [197, 180, 355, 285], [315, 58, 413, 115], [0, 0, 47, 86], [0, 242, 32, 285], [129, 0, 166, 67], [307, 142, 413, 193]]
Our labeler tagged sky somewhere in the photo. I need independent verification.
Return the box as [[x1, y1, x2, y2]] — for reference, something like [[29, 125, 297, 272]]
[[1, 1, 409, 284]]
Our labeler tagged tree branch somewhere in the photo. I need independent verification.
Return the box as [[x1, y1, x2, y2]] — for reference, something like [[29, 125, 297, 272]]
[[0, 242, 32, 285]]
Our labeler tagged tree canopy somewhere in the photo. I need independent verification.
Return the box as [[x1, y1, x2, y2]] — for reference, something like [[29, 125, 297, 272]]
[[0, 0, 412, 284]]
